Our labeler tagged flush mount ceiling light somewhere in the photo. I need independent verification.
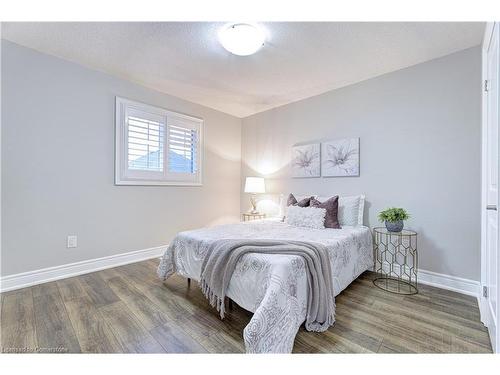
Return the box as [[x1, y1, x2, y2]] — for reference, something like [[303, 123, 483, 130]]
[[218, 23, 265, 56]]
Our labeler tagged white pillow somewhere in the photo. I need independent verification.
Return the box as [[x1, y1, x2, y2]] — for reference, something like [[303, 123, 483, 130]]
[[316, 195, 365, 226], [285, 206, 326, 229]]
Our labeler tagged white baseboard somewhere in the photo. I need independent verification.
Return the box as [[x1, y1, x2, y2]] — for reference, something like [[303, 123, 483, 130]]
[[379, 262, 480, 297], [478, 295, 491, 327], [0, 245, 167, 293], [418, 269, 481, 297]]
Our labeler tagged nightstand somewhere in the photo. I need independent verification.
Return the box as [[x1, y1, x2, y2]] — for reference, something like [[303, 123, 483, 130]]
[[241, 213, 266, 222], [373, 227, 418, 295]]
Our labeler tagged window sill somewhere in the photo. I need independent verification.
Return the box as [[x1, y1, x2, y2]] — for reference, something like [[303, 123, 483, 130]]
[[115, 179, 203, 186]]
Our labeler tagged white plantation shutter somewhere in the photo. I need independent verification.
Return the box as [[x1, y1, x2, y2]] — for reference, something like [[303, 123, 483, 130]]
[[127, 113, 165, 172], [115, 97, 203, 185], [168, 123, 198, 173]]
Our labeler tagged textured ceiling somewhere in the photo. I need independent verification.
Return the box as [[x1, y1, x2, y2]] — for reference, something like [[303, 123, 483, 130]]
[[2, 22, 484, 118]]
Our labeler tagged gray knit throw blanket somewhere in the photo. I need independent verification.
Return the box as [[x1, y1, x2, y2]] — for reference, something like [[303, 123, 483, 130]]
[[200, 239, 335, 332]]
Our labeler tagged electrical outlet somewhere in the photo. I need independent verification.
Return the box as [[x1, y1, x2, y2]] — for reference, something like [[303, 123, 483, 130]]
[[67, 235, 77, 248]]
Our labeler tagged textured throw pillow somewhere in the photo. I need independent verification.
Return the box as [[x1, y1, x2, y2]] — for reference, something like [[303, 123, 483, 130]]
[[287, 193, 312, 207], [285, 206, 326, 229], [310, 196, 340, 229]]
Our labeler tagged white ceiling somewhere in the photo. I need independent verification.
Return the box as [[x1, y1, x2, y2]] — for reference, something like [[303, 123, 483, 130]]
[[2, 22, 485, 118]]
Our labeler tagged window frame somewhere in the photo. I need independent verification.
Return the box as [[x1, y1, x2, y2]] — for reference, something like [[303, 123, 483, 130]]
[[115, 97, 203, 186]]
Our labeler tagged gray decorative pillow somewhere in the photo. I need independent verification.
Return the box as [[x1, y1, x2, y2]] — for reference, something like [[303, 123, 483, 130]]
[[287, 193, 312, 207], [316, 195, 365, 226], [310, 196, 340, 229]]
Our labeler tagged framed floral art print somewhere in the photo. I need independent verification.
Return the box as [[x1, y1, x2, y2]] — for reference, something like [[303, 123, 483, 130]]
[[291, 143, 320, 178], [321, 138, 360, 177]]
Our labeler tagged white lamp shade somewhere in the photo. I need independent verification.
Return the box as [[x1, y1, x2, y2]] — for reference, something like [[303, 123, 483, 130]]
[[244, 177, 265, 193]]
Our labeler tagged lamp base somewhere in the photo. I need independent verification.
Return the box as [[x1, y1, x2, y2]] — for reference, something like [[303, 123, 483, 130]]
[[249, 194, 259, 215]]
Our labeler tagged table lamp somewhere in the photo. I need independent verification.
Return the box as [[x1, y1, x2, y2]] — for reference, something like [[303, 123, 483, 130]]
[[244, 177, 265, 214]]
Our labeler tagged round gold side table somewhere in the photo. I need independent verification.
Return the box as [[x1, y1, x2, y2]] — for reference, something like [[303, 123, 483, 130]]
[[373, 227, 418, 295]]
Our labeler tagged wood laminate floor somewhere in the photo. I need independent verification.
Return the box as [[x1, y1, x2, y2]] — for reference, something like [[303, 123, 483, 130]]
[[0, 259, 492, 353]]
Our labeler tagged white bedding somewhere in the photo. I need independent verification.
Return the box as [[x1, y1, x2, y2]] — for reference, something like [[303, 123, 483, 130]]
[[158, 220, 373, 353]]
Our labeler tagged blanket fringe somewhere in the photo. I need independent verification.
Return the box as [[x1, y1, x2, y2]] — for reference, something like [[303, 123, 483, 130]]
[[200, 279, 226, 319]]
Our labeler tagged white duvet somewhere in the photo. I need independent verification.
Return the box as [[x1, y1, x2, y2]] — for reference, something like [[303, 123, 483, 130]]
[[158, 220, 373, 353]]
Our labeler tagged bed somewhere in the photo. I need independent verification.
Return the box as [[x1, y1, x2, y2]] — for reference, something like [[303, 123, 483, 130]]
[[157, 212, 373, 353]]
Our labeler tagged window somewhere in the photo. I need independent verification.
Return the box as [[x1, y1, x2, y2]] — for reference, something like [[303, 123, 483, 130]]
[[115, 97, 203, 185]]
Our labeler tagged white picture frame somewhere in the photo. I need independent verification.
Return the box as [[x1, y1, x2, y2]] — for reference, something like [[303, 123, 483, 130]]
[[291, 143, 320, 178], [321, 138, 360, 177]]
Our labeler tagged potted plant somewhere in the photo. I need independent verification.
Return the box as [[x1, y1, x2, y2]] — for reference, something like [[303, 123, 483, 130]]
[[378, 207, 410, 232]]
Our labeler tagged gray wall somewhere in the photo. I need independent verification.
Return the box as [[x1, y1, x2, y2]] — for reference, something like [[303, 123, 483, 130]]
[[1, 40, 242, 276], [241, 46, 481, 281]]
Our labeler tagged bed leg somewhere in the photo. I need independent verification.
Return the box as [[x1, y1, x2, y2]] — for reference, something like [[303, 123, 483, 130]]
[[187, 278, 191, 287]]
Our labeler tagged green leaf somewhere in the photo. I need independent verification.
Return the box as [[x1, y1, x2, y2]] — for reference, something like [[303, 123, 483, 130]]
[[378, 207, 410, 222]]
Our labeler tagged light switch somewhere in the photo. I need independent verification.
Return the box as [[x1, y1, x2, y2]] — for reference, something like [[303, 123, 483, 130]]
[[67, 235, 77, 248]]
